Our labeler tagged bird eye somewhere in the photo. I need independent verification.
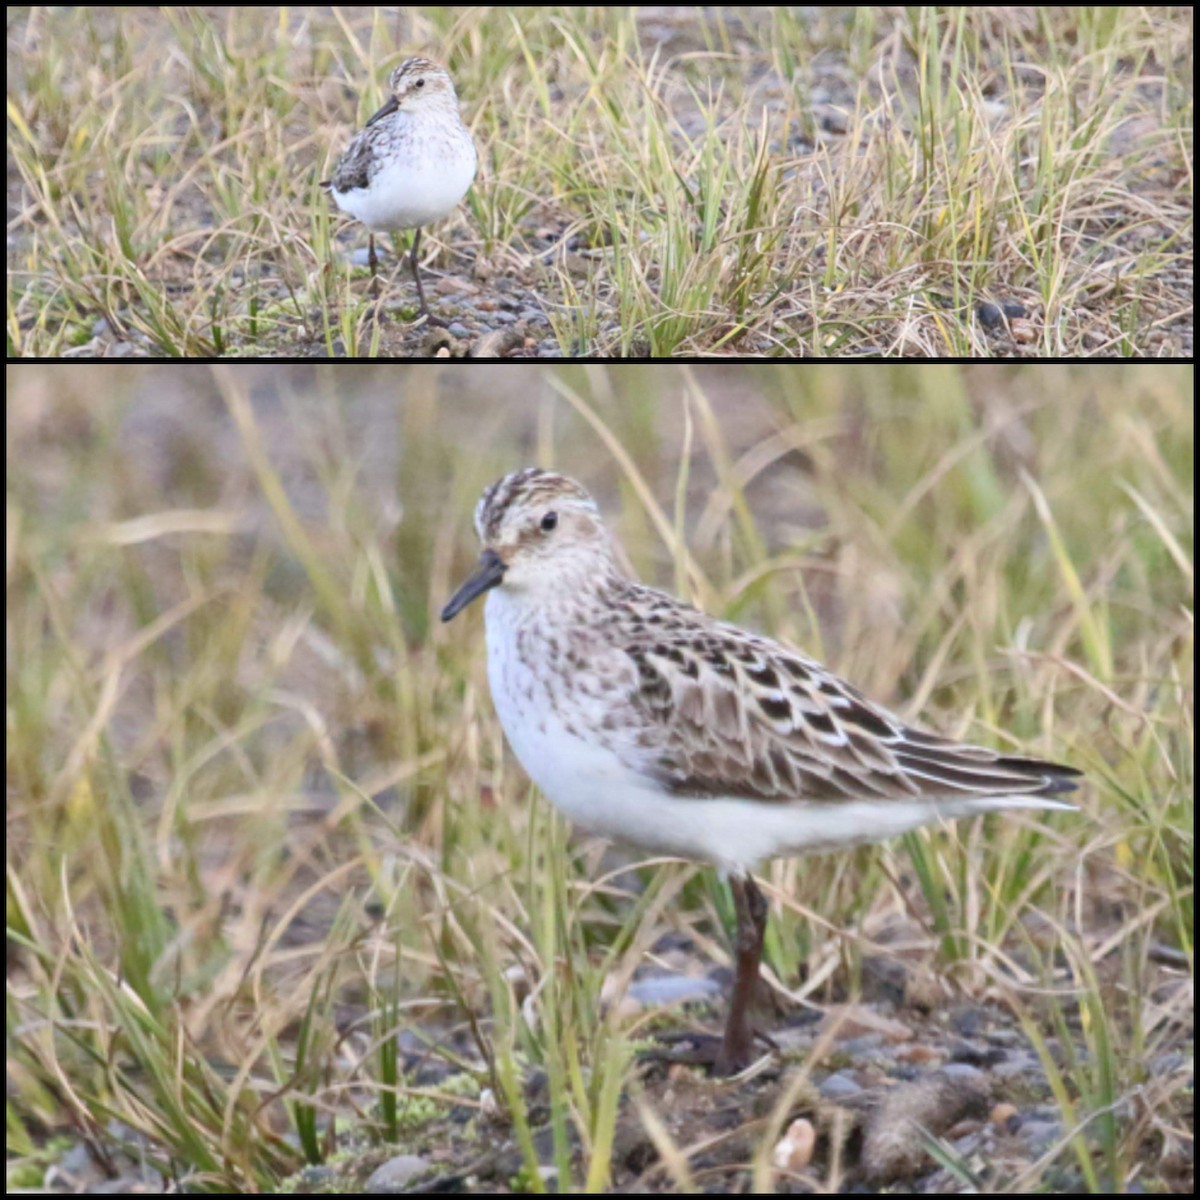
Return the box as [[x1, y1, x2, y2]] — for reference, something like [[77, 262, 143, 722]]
[[414, 78, 425, 88], [540, 512, 558, 532]]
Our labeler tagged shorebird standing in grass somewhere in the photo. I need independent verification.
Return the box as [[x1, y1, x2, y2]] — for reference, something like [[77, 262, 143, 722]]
[[442, 468, 1081, 1074], [324, 57, 476, 322]]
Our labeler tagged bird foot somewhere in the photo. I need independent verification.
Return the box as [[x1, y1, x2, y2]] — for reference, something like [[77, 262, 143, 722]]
[[416, 310, 451, 329], [638, 1029, 773, 1077]]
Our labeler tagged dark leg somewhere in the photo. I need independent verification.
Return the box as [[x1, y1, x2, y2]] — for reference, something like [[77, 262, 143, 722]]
[[368, 233, 381, 298], [636, 872, 772, 1075], [409, 226, 429, 317], [714, 873, 768, 1075], [408, 228, 450, 326]]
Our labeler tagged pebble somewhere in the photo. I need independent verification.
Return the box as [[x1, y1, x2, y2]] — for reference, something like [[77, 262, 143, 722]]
[[1019, 1118, 1063, 1152], [949, 1005, 989, 1038], [773, 1117, 816, 1172], [838, 1033, 885, 1056], [819, 1071, 862, 1100], [366, 1154, 433, 1192], [985, 1027, 1019, 1047], [896, 1042, 940, 1065], [990, 1101, 1019, 1129], [978, 302, 1004, 329], [949, 1039, 1007, 1066], [1147, 1051, 1189, 1076], [940, 1061, 986, 1082], [470, 328, 523, 358], [625, 973, 722, 1008]]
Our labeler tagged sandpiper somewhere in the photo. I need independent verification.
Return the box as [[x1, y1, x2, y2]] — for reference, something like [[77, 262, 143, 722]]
[[324, 57, 476, 320], [441, 468, 1080, 1074]]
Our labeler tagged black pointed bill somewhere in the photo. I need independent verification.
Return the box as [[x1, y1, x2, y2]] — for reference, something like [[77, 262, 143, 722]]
[[365, 94, 400, 127], [441, 548, 506, 622]]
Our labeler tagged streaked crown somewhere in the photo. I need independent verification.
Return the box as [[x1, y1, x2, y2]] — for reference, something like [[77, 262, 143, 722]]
[[386, 56, 458, 105], [474, 468, 598, 543]]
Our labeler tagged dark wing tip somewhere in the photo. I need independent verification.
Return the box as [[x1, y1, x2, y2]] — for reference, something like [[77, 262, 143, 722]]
[[993, 756, 1083, 797]]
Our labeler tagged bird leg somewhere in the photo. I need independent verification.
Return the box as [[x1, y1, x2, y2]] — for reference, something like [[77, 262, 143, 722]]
[[714, 873, 768, 1075], [408, 226, 428, 316], [408, 228, 449, 327], [368, 233, 381, 298], [639, 872, 771, 1076]]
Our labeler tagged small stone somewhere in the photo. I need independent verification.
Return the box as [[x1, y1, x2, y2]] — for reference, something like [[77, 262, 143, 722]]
[[625, 972, 722, 1008], [819, 1071, 862, 1100], [295, 1165, 338, 1187], [948, 1005, 989, 1037], [470, 328, 524, 358], [838, 1033, 884, 1056], [1019, 1118, 1063, 1152], [949, 1039, 1006, 1066], [978, 302, 1004, 329], [991, 1101, 1019, 1128], [1147, 1051, 1188, 1076], [896, 1042, 940, 1065], [772, 1117, 816, 1172], [366, 1154, 431, 1192], [940, 1061, 985, 1082]]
